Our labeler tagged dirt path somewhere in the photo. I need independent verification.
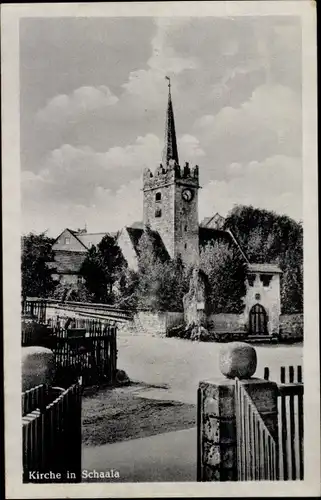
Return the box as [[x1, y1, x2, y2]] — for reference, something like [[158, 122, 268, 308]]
[[82, 382, 196, 447]]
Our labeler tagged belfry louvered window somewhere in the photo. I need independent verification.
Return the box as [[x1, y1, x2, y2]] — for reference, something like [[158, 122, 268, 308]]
[[247, 274, 256, 287], [260, 274, 273, 287]]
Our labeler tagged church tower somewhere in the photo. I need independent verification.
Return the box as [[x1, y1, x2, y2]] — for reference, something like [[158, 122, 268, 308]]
[[143, 78, 200, 268]]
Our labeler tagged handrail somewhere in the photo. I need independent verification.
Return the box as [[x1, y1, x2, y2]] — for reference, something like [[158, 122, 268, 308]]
[[24, 297, 132, 313]]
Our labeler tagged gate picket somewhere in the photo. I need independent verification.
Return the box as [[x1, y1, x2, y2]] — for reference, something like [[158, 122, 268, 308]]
[[235, 378, 277, 481]]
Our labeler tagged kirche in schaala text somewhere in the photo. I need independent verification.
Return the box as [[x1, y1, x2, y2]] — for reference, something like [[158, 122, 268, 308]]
[[28, 470, 121, 481]]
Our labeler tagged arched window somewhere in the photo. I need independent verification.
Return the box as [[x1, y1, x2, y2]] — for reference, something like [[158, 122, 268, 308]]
[[155, 208, 162, 218], [249, 304, 268, 335], [155, 192, 161, 202]]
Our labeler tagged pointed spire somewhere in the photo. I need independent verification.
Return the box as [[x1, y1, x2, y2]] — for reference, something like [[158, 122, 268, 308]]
[[162, 76, 179, 166]]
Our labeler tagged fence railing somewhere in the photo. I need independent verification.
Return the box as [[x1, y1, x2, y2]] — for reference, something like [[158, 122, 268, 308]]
[[49, 315, 118, 338], [235, 378, 278, 481], [264, 365, 304, 481], [22, 297, 133, 323], [22, 380, 82, 483]]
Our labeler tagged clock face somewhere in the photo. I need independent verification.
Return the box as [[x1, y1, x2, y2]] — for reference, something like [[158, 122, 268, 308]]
[[182, 189, 193, 202]]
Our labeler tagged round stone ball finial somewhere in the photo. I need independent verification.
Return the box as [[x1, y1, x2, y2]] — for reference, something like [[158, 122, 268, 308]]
[[219, 342, 257, 379], [22, 346, 56, 392]]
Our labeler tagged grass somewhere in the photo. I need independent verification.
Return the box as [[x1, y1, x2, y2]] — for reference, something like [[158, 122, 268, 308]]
[[82, 382, 196, 447]]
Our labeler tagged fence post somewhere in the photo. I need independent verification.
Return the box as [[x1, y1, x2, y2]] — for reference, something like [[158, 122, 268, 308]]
[[197, 342, 279, 482]]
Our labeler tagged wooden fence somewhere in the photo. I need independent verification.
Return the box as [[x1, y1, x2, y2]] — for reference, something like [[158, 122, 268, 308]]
[[235, 378, 278, 481], [22, 380, 82, 483], [22, 299, 47, 324], [50, 315, 117, 338], [22, 308, 118, 387], [264, 365, 304, 481], [234, 365, 303, 482], [52, 332, 117, 387]]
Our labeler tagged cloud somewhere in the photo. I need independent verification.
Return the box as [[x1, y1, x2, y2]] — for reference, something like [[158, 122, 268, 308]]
[[22, 134, 161, 206], [20, 17, 303, 235], [199, 155, 302, 222], [36, 85, 119, 124], [121, 18, 197, 108], [177, 135, 205, 163], [21, 131, 205, 235], [194, 83, 301, 173], [21, 178, 143, 238]]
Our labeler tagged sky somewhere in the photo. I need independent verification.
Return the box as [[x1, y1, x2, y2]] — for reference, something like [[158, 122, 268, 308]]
[[20, 16, 302, 237]]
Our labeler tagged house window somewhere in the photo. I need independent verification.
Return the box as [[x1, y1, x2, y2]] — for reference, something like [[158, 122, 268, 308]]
[[77, 275, 84, 285], [247, 274, 256, 287], [155, 208, 162, 218], [155, 192, 162, 202], [260, 274, 273, 287], [64, 237, 70, 245]]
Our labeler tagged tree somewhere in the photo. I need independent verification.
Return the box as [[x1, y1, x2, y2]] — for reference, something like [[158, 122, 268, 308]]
[[133, 229, 189, 311], [51, 281, 92, 303], [21, 232, 57, 299], [200, 241, 247, 313], [224, 205, 303, 313], [80, 234, 127, 303]]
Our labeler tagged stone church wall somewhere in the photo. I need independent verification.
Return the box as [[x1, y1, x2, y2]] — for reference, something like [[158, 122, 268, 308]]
[[207, 313, 247, 334]]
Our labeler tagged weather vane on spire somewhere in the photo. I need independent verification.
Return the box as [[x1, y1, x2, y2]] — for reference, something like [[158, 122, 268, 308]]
[[165, 75, 171, 91]]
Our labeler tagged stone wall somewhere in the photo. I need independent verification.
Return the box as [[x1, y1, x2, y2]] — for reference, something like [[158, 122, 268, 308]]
[[207, 313, 246, 334], [133, 310, 184, 337], [280, 313, 303, 340]]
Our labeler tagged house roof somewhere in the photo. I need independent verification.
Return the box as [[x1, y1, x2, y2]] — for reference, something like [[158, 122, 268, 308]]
[[52, 228, 88, 252], [53, 228, 119, 250], [247, 263, 283, 274], [200, 213, 225, 229], [77, 232, 117, 248], [53, 250, 86, 274]]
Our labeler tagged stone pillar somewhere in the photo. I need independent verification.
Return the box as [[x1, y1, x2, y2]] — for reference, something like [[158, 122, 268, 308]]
[[197, 342, 279, 481]]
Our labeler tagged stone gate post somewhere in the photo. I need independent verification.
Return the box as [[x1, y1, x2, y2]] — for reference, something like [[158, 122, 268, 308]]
[[197, 342, 279, 481]]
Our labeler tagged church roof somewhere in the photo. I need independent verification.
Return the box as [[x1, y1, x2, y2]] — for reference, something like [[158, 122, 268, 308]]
[[247, 263, 283, 274], [125, 226, 170, 261], [199, 227, 250, 263], [162, 76, 179, 166]]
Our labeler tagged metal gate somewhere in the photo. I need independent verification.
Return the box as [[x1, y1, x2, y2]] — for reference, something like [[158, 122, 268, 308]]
[[235, 378, 278, 480], [249, 303, 268, 335]]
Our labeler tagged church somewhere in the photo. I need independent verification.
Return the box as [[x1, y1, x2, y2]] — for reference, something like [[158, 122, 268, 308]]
[[52, 79, 282, 337]]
